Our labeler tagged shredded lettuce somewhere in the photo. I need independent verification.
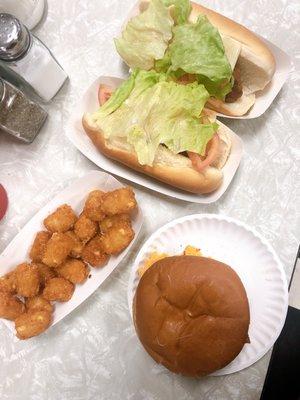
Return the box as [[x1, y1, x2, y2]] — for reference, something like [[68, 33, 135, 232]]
[[114, 0, 173, 70], [167, 15, 233, 99], [161, 0, 191, 24], [99, 70, 138, 115], [93, 70, 218, 166], [115, 0, 233, 99]]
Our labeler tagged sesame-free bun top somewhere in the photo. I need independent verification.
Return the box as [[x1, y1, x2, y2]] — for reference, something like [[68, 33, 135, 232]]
[[133, 256, 250, 377]]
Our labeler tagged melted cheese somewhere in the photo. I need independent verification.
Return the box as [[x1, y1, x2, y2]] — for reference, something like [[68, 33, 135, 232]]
[[138, 246, 203, 277]]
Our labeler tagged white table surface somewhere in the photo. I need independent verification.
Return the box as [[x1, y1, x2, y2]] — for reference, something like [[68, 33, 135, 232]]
[[0, 0, 299, 399]]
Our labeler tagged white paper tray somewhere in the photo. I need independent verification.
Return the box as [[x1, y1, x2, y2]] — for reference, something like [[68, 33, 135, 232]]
[[127, 214, 288, 375], [67, 76, 243, 204], [0, 171, 143, 335]]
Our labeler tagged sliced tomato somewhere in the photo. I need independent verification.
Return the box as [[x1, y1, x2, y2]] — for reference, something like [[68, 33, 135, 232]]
[[0, 184, 8, 221], [187, 133, 220, 172], [98, 84, 113, 106]]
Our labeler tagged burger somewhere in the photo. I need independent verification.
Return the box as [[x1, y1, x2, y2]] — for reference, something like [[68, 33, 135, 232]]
[[133, 255, 250, 377]]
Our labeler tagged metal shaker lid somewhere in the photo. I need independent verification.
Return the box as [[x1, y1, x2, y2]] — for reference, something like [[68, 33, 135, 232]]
[[0, 13, 31, 61]]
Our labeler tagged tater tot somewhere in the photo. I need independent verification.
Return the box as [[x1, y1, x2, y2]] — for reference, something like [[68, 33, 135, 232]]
[[34, 263, 56, 287], [83, 190, 105, 221], [101, 187, 137, 215], [43, 277, 74, 302], [101, 224, 135, 255], [99, 214, 131, 234], [29, 231, 51, 262], [15, 263, 40, 298], [0, 271, 17, 294], [65, 231, 84, 258], [57, 258, 89, 284], [44, 204, 77, 233], [42, 233, 73, 268], [74, 214, 98, 243], [81, 235, 109, 268], [25, 296, 53, 313], [15, 310, 52, 340], [0, 292, 25, 320]]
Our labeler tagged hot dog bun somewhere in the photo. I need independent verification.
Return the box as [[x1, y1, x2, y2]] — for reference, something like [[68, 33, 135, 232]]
[[188, 2, 275, 116], [139, 0, 275, 116], [82, 112, 232, 194]]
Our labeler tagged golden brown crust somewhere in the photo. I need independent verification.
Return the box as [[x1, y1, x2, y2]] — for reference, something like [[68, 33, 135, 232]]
[[82, 117, 223, 194], [189, 2, 275, 70], [0, 291, 25, 320], [133, 256, 250, 377], [15, 310, 52, 339]]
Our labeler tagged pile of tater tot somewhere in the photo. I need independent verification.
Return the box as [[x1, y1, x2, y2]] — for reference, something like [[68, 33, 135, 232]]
[[0, 187, 137, 339]]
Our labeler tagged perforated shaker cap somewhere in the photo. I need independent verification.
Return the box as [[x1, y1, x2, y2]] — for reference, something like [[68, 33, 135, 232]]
[[0, 13, 31, 61]]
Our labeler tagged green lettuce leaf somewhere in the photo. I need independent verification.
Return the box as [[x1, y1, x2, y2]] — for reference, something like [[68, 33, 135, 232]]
[[158, 15, 233, 99], [99, 70, 138, 116], [114, 0, 173, 70], [196, 74, 233, 100], [154, 50, 172, 73], [93, 70, 217, 166], [161, 0, 191, 24]]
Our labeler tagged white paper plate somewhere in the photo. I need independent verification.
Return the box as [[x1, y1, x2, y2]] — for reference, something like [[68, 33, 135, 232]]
[[127, 214, 288, 375], [0, 171, 143, 335], [122, 1, 292, 120], [67, 76, 243, 204]]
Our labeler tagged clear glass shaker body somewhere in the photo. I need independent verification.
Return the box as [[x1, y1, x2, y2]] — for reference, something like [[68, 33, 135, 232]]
[[0, 78, 47, 143], [8, 35, 68, 102], [0, 0, 45, 29]]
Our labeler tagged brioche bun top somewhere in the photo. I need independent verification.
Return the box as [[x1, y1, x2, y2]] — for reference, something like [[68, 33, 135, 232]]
[[133, 256, 250, 377]]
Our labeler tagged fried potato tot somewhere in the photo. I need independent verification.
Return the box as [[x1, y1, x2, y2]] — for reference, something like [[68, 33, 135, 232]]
[[43, 277, 74, 302], [74, 214, 98, 243], [42, 233, 73, 268], [65, 231, 84, 258], [101, 187, 137, 216], [99, 214, 131, 234], [57, 258, 89, 284], [15, 310, 52, 339], [81, 235, 109, 268], [0, 292, 25, 320], [25, 296, 53, 313], [0, 271, 17, 294], [83, 190, 105, 221], [34, 263, 56, 287], [101, 224, 135, 255], [44, 204, 77, 233], [29, 231, 51, 262], [15, 263, 40, 298]]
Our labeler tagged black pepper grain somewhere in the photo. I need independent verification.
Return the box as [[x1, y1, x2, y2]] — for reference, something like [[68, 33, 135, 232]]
[[0, 79, 47, 143]]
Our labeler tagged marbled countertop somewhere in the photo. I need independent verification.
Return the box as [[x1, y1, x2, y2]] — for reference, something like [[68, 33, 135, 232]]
[[0, 0, 299, 398]]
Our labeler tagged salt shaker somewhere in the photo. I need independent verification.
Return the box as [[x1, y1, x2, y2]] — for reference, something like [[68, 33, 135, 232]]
[[0, 13, 68, 102], [0, 0, 45, 29], [0, 78, 47, 143]]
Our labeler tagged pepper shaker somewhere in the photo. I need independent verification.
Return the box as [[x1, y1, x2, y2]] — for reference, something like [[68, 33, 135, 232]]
[[0, 13, 68, 102], [0, 78, 47, 143]]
